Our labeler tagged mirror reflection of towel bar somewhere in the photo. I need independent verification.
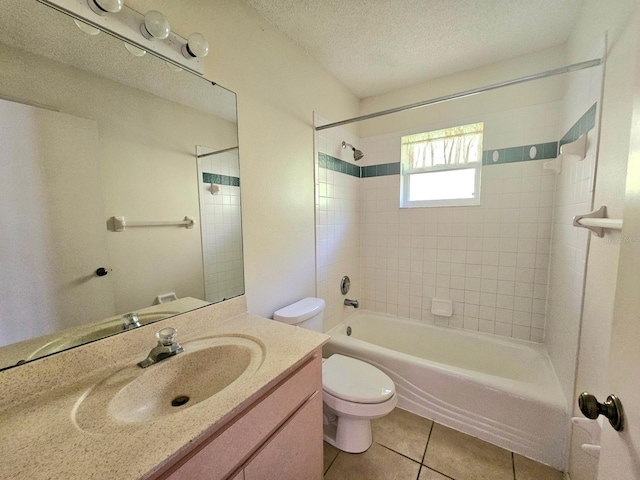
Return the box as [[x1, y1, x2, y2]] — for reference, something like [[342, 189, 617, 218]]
[[110, 216, 195, 232]]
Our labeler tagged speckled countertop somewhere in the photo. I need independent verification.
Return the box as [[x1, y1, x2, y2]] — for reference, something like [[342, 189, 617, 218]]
[[0, 296, 329, 480]]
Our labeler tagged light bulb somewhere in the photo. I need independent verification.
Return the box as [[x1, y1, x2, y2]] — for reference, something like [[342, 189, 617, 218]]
[[141, 10, 170, 40], [124, 42, 146, 57], [166, 61, 183, 72], [87, 0, 123, 16], [182, 32, 209, 58], [74, 19, 100, 35]]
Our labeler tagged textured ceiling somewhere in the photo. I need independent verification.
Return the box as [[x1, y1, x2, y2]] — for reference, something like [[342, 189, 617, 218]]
[[245, 0, 583, 98]]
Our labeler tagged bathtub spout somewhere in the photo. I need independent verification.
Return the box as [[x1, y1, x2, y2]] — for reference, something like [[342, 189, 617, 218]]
[[344, 298, 359, 308]]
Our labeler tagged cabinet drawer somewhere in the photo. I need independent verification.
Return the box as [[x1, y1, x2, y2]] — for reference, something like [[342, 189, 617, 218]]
[[163, 353, 321, 480]]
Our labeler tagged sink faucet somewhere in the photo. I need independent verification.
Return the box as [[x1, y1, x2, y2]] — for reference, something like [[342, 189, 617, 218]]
[[344, 298, 359, 308], [122, 312, 141, 331], [138, 327, 184, 368]]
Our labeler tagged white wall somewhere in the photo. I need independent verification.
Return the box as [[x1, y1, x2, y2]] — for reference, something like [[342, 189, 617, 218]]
[[359, 45, 566, 137], [127, 0, 360, 318], [564, 1, 640, 478]]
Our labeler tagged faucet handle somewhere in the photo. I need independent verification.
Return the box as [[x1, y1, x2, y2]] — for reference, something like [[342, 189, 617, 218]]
[[156, 327, 178, 346]]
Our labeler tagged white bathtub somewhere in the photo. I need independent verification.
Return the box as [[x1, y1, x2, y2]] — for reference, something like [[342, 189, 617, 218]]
[[324, 311, 568, 469]]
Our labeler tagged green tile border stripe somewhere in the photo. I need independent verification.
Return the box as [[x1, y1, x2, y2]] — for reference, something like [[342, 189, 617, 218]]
[[361, 162, 400, 177], [203, 172, 240, 187], [319, 102, 598, 179], [318, 152, 361, 178], [560, 102, 597, 147], [481, 141, 558, 165]]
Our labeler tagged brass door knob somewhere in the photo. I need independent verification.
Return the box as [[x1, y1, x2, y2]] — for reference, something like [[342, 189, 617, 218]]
[[578, 392, 624, 431]]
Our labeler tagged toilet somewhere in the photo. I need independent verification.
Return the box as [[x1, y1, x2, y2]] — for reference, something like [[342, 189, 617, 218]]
[[273, 297, 397, 453]]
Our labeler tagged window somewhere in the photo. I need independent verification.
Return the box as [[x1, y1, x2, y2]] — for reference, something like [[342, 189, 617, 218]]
[[400, 122, 483, 207]]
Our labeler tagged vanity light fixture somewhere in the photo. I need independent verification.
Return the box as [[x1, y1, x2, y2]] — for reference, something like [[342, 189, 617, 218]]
[[182, 32, 209, 58], [38, 0, 206, 75], [87, 0, 123, 16], [140, 10, 171, 40]]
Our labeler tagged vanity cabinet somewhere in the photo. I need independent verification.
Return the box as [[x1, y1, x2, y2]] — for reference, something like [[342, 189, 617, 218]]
[[153, 351, 323, 480]]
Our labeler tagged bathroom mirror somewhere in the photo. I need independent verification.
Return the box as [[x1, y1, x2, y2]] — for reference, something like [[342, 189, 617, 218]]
[[0, 0, 243, 370]]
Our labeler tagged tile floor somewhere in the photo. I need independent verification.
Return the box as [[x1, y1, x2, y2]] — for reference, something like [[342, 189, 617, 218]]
[[323, 408, 564, 480]]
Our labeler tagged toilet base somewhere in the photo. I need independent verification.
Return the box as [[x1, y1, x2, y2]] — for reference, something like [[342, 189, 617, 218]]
[[323, 416, 373, 453]]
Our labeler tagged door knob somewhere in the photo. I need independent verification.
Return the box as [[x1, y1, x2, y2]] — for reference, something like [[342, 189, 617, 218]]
[[578, 392, 624, 431]]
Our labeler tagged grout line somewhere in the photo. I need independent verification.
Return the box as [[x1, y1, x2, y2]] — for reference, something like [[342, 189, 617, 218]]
[[324, 450, 340, 477], [512, 452, 516, 480], [377, 442, 423, 466], [419, 423, 456, 480], [416, 421, 434, 480]]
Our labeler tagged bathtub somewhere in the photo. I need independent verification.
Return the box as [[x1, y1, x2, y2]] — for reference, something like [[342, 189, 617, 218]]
[[323, 311, 568, 469]]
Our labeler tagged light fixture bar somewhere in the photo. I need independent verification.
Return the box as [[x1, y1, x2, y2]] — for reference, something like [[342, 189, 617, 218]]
[[37, 0, 204, 75]]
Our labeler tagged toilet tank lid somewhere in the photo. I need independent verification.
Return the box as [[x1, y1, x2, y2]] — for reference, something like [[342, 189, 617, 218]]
[[273, 297, 325, 324]]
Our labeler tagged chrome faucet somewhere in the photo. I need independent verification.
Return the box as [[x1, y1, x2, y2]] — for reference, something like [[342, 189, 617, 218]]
[[122, 312, 141, 331], [138, 327, 184, 368], [344, 298, 359, 308]]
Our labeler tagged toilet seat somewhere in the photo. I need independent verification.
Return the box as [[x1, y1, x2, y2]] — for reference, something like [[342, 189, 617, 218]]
[[322, 354, 395, 404]]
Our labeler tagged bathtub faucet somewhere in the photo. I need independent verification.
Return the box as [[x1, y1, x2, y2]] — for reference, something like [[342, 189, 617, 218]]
[[344, 298, 359, 308]]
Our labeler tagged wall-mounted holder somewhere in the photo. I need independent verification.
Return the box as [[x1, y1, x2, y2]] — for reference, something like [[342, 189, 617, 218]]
[[110, 216, 195, 232], [543, 134, 588, 174], [573, 206, 623, 237]]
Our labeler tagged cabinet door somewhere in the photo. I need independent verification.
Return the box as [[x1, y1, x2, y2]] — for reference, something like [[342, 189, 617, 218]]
[[244, 392, 323, 480]]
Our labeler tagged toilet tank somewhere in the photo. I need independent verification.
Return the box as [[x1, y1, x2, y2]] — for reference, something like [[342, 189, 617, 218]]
[[273, 297, 325, 332]]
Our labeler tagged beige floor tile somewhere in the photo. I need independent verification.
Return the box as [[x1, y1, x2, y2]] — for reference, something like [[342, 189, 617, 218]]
[[323, 441, 340, 475], [324, 442, 421, 480], [372, 408, 433, 461], [514, 454, 563, 480], [418, 466, 452, 479], [423, 424, 513, 480]]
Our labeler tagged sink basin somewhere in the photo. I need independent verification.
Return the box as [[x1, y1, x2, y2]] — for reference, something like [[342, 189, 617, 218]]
[[73, 335, 265, 433]]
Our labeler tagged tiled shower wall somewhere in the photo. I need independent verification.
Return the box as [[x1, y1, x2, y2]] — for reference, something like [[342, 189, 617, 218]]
[[315, 98, 599, 344], [314, 114, 362, 332], [197, 150, 244, 304], [358, 103, 561, 342]]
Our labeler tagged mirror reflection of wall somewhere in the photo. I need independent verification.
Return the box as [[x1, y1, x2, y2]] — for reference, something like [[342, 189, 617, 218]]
[[0, 0, 243, 370], [196, 146, 244, 304]]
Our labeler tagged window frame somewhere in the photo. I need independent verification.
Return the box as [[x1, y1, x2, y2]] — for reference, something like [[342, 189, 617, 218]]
[[399, 123, 484, 208]]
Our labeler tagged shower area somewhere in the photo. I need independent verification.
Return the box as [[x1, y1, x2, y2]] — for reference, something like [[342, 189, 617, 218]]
[[314, 41, 607, 474]]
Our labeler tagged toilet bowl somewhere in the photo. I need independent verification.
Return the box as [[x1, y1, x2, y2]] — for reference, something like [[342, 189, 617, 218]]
[[273, 297, 397, 453], [322, 354, 397, 453]]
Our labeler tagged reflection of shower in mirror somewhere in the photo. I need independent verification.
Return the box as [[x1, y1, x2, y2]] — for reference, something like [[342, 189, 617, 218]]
[[196, 145, 245, 305]]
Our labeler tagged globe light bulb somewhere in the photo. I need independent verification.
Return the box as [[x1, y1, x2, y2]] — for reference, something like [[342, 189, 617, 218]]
[[88, 0, 123, 16], [140, 10, 170, 40], [182, 32, 209, 58]]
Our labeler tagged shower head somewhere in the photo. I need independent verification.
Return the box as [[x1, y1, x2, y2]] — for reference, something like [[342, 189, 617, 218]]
[[342, 141, 364, 161]]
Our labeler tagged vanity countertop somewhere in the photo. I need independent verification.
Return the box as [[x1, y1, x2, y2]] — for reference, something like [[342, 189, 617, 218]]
[[0, 297, 329, 480]]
